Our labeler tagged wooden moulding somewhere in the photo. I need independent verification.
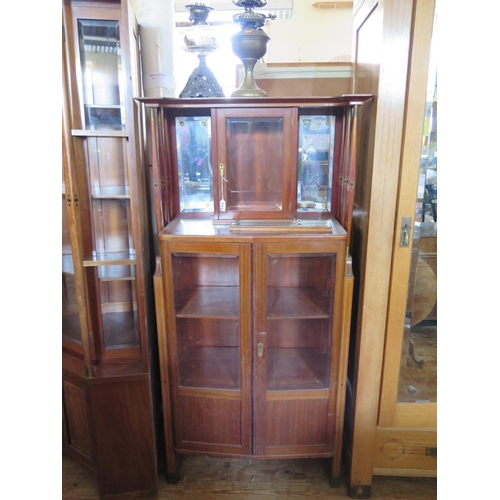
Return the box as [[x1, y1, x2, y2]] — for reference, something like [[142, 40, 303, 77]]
[[229, 219, 334, 233]]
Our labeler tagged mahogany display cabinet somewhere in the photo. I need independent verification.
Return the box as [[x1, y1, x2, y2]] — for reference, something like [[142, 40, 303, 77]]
[[139, 95, 372, 486], [62, 0, 158, 496]]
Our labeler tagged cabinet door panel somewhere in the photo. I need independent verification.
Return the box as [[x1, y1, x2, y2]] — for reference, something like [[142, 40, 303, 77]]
[[179, 395, 242, 446], [266, 399, 329, 447], [63, 379, 92, 460], [254, 240, 346, 456], [163, 241, 252, 455], [215, 108, 296, 220]]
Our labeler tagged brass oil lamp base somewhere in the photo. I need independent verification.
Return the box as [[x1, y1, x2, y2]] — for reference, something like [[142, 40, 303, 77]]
[[231, 0, 275, 97]]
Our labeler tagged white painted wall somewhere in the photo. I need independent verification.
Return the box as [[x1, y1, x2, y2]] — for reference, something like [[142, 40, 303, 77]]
[[266, 3, 353, 63], [131, 0, 354, 94]]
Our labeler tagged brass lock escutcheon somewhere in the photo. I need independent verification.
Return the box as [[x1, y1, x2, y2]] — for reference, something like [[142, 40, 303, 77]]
[[258, 343, 264, 358], [399, 217, 412, 247]]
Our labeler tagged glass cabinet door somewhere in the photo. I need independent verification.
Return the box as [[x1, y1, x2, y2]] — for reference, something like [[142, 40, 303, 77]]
[[62, 175, 83, 351], [164, 242, 252, 455], [254, 241, 344, 456], [265, 253, 335, 391], [82, 134, 140, 356], [68, 3, 142, 361], [215, 108, 295, 220]]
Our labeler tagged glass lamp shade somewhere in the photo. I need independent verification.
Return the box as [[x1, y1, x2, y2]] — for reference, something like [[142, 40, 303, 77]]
[[181, 22, 219, 56]]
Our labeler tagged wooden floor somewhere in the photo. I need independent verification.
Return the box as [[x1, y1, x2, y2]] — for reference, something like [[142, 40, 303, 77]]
[[62, 453, 437, 499]]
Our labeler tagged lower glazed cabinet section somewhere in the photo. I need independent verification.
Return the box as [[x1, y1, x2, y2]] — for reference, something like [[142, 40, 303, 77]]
[[154, 216, 353, 486]]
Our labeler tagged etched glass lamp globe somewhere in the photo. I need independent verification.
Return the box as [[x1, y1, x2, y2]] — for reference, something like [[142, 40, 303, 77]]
[[179, 3, 225, 98]]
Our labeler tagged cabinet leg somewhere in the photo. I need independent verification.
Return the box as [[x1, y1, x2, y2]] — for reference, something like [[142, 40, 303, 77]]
[[165, 471, 180, 484], [347, 484, 372, 499], [329, 474, 341, 488]]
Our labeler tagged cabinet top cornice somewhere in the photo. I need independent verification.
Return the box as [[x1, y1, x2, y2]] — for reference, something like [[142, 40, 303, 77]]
[[135, 94, 373, 109]]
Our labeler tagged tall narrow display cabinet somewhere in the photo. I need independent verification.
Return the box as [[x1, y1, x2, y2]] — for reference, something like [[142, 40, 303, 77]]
[[139, 95, 371, 486], [62, 0, 157, 496]]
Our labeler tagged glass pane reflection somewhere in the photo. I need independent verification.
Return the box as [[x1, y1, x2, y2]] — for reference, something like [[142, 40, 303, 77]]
[[397, 13, 437, 403], [77, 19, 124, 130]]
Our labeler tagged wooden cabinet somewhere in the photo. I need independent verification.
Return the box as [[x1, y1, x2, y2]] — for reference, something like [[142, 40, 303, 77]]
[[62, 0, 158, 497], [142, 96, 370, 486]]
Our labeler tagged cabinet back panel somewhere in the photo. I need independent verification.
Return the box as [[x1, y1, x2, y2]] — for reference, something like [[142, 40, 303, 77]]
[[179, 396, 242, 446], [267, 319, 329, 349], [265, 399, 329, 447], [177, 318, 239, 348], [92, 199, 132, 254], [267, 255, 335, 289], [87, 137, 129, 189], [172, 254, 240, 288]]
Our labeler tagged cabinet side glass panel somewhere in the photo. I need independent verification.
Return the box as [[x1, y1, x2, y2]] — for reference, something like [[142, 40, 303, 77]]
[[62, 193, 82, 345], [225, 117, 284, 212], [175, 117, 214, 212], [77, 19, 124, 131], [266, 253, 335, 391], [172, 253, 240, 389], [297, 115, 335, 213]]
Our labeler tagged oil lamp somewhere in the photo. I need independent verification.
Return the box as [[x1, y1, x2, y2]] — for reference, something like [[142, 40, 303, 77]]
[[179, 3, 225, 98], [230, 0, 276, 97]]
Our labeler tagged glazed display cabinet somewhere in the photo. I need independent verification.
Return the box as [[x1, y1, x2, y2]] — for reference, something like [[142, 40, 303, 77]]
[[140, 95, 371, 485], [62, 0, 157, 497]]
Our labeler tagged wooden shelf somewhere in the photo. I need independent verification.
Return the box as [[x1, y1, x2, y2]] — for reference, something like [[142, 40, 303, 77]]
[[178, 347, 240, 389], [91, 186, 130, 198], [267, 287, 331, 319], [83, 252, 136, 267], [267, 348, 330, 390], [175, 286, 239, 319]]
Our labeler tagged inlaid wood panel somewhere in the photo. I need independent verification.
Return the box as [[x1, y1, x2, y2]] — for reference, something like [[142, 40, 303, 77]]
[[178, 395, 242, 447], [265, 399, 330, 449]]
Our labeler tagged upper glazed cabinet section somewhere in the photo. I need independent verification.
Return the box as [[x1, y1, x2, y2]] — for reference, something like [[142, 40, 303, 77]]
[[140, 96, 371, 231]]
